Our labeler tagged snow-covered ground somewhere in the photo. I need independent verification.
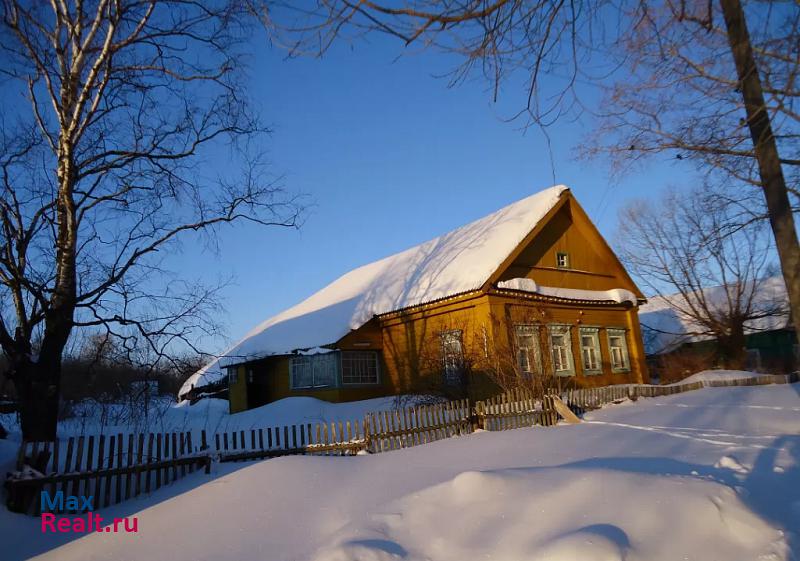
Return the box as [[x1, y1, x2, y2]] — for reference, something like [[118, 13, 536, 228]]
[[0, 395, 401, 440], [2, 383, 798, 561], [675, 369, 777, 386]]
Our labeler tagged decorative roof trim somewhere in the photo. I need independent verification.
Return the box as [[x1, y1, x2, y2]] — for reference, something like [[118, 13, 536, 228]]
[[490, 287, 642, 307]]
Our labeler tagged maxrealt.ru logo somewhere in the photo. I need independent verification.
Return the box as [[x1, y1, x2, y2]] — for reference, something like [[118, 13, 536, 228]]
[[40, 491, 139, 533]]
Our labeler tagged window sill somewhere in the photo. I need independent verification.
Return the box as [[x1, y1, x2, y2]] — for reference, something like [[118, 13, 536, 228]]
[[341, 382, 381, 387], [611, 368, 631, 374], [555, 371, 576, 377], [583, 370, 603, 376]]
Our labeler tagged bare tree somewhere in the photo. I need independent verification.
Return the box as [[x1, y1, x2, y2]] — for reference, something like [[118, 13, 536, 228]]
[[0, 1, 300, 440], [588, 2, 800, 349], [618, 186, 786, 369], [266, 0, 800, 351]]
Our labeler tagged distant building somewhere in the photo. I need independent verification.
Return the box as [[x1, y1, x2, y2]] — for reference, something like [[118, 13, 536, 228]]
[[639, 277, 796, 375], [181, 186, 651, 413]]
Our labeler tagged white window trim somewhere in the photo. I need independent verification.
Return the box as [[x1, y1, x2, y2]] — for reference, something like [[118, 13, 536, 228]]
[[556, 252, 570, 269], [514, 324, 543, 376], [579, 327, 603, 374], [228, 367, 239, 385], [548, 324, 575, 376], [606, 328, 631, 372]]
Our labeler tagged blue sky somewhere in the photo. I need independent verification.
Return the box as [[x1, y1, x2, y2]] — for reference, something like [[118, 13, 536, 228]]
[[168, 31, 699, 354]]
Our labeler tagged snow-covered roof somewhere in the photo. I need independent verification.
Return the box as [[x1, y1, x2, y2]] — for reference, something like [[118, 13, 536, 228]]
[[181, 185, 569, 394], [638, 276, 791, 355]]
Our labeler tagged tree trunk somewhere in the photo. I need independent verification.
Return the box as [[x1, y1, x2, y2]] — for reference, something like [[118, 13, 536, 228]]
[[719, 0, 800, 347], [15, 358, 61, 441], [716, 325, 748, 370]]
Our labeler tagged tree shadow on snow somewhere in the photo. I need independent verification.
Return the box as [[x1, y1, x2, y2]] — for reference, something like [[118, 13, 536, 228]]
[[1, 457, 267, 561]]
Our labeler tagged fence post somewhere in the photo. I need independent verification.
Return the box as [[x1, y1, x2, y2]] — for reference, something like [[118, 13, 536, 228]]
[[471, 401, 484, 431], [363, 415, 372, 453]]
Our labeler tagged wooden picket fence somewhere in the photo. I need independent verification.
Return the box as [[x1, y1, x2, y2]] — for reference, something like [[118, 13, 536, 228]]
[[474, 388, 558, 431], [214, 421, 368, 462], [559, 382, 704, 412], [703, 373, 797, 387], [7, 371, 797, 516], [559, 372, 797, 413], [7, 431, 210, 515], [365, 399, 473, 452]]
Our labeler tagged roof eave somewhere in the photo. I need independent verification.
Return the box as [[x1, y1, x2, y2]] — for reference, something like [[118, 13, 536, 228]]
[[489, 287, 640, 307]]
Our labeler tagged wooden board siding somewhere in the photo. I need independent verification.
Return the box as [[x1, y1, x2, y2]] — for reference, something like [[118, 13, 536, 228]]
[[228, 365, 248, 414], [488, 294, 648, 386], [232, 295, 648, 410], [494, 196, 644, 296], [233, 350, 392, 411], [379, 293, 495, 397]]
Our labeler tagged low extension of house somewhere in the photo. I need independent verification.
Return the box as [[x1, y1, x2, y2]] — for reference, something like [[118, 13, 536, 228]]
[[180, 185, 651, 413]]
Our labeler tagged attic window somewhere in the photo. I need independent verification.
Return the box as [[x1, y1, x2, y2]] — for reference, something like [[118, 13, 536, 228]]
[[556, 252, 570, 269]]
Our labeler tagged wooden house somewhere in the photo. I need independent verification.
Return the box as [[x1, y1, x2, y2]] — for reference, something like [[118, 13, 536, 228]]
[[180, 186, 650, 413]]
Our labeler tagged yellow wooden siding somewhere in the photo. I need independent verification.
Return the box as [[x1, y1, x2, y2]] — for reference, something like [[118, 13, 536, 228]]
[[379, 294, 491, 394], [488, 295, 648, 386], [232, 296, 647, 410], [496, 197, 643, 295], [237, 348, 391, 406], [228, 365, 248, 413]]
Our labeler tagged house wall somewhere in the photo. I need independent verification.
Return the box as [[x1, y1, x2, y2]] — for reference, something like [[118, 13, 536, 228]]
[[378, 293, 501, 400], [496, 199, 643, 294], [488, 294, 648, 387], [645, 327, 797, 382], [745, 329, 797, 371], [229, 344, 393, 414], [230, 293, 649, 412], [228, 365, 248, 414]]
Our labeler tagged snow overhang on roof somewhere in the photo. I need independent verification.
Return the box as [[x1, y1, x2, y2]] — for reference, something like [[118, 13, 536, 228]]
[[181, 185, 569, 394], [495, 278, 640, 306]]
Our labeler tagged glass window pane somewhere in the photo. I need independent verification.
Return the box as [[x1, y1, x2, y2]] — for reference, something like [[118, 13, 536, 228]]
[[342, 351, 379, 385], [607, 330, 630, 371], [548, 325, 574, 375], [515, 325, 541, 375], [579, 328, 601, 373], [441, 330, 464, 384]]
